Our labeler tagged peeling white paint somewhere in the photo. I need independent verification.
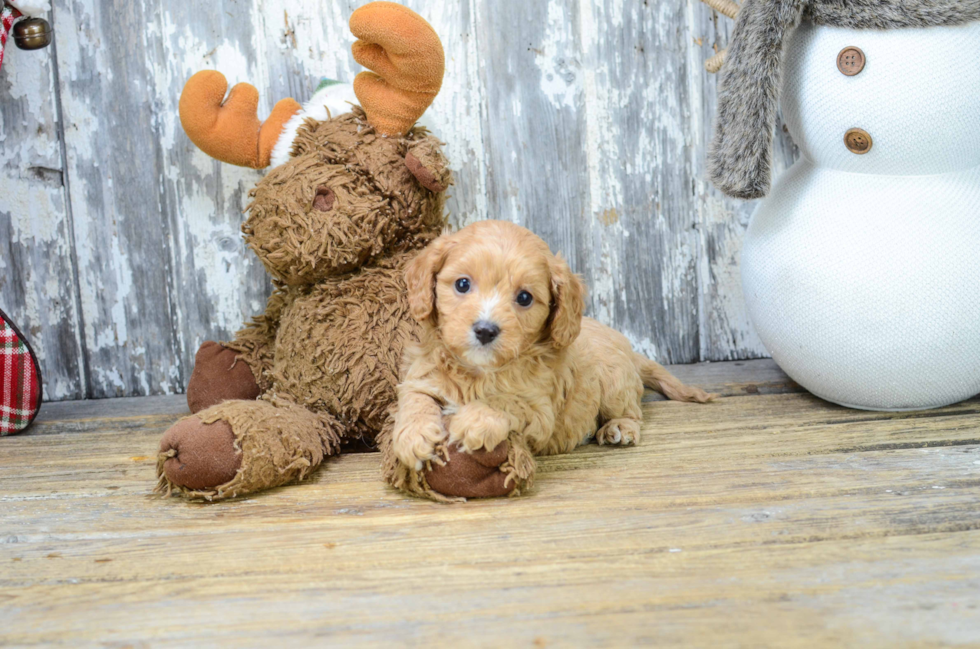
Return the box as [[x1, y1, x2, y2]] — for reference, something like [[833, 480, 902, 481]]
[[3, 0, 776, 400], [430, 0, 489, 228], [625, 332, 661, 362], [0, 15, 85, 400], [579, 1, 621, 328], [537, 1, 581, 111], [686, 0, 775, 360], [3, 176, 62, 244]]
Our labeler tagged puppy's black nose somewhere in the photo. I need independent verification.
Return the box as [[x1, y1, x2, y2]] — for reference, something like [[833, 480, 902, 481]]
[[473, 321, 500, 345]]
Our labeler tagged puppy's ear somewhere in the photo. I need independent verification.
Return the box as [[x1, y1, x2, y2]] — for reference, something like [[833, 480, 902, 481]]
[[406, 233, 454, 324], [547, 254, 585, 349]]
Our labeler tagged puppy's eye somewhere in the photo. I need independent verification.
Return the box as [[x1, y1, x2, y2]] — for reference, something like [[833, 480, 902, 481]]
[[454, 277, 471, 294], [516, 290, 534, 307]]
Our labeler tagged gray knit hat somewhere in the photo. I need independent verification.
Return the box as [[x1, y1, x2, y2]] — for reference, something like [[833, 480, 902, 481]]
[[705, 0, 980, 200]]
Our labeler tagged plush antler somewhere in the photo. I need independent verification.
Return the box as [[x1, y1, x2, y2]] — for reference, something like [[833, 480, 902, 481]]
[[179, 70, 302, 168], [701, 0, 740, 73], [349, 2, 445, 136]]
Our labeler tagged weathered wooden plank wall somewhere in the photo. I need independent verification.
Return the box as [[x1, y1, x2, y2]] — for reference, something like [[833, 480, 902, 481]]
[[0, 0, 797, 400], [691, 3, 799, 361], [0, 24, 86, 399]]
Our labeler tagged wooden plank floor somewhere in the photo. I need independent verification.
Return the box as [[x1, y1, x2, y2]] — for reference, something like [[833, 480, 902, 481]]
[[2, 360, 979, 647]]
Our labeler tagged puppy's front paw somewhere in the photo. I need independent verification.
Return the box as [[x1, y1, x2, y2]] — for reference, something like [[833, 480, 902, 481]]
[[447, 402, 515, 453], [595, 418, 641, 446], [392, 418, 446, 471]]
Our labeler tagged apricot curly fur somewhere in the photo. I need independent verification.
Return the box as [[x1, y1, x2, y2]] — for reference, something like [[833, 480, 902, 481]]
[[384, 221, 714, 501]]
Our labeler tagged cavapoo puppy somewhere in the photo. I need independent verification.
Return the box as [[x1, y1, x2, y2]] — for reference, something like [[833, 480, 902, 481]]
[[388, 220, 713, 498]]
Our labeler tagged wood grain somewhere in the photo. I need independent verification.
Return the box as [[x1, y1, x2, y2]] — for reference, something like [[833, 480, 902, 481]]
[[2, 362, 979, 646], [690, 1, 801, 362], [4, 0, 827, 400], [578, 0, 701, 363], [52, 0, 184, 398], [476, 0, 592, 294], [0, 29, 85, 400], [153, 1, 274, 383]]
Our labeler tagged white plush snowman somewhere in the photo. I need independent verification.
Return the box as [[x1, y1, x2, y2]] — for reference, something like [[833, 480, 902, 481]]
[[706, 0, 980, 410]]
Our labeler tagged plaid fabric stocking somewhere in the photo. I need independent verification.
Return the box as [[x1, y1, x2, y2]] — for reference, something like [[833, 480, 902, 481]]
[[0, 308, 43, 435], [0, 3, 23, 72]]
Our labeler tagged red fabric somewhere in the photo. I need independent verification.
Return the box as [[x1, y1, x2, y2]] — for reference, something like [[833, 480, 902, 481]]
[[0, 309, 42, 435], [0, 4, 23, 72]]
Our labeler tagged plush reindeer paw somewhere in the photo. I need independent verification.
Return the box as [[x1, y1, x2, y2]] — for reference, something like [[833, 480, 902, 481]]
[[424, 441, 516, 499], [426, 428, 538, 500], [186, 341, 261, 414], [157, 397, 340, 501], [158, 416, 241, 492], [381, 416, 536, 502]]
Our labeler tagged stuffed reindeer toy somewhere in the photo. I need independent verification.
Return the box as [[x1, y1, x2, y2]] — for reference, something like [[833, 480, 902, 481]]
[[157, 2, 508, 500]]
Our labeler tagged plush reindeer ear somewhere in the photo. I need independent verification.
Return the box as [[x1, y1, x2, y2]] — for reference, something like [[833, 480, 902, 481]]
[[405, 233, 455, 324], [404, 138, 452, 193], [546, 254, 585, 349]]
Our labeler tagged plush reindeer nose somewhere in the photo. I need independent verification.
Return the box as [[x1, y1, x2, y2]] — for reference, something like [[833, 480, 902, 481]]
[[473, 321, 500, 345]]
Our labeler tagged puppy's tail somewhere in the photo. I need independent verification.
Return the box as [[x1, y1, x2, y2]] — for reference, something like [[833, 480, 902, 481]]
[[633, 353, 715, 404]]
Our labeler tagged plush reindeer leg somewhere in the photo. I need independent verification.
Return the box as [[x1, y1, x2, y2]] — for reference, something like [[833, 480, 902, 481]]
[[184, 342, 261, 414], [157, 395, 341, 501]]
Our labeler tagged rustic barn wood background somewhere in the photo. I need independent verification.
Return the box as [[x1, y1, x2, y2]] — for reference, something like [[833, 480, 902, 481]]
[[0, 0, 798, 401]]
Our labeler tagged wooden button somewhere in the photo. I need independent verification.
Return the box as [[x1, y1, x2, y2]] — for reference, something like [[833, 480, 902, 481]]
[[837, 46, 865, 76], [844, 128, 873, 154]]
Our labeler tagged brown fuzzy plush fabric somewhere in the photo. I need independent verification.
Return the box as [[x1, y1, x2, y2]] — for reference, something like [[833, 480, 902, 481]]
[[156, 106, 454, 501], [709, 0, 980, 199], [267, 253, 425, 443], [243, 109, 449, 285]]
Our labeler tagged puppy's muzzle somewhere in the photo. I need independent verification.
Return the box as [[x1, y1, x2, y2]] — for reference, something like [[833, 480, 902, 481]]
[[473, 320, 500, 346]]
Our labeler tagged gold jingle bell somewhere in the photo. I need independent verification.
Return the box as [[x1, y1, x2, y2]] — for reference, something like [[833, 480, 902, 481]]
[[13, 17, 53, 51]]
